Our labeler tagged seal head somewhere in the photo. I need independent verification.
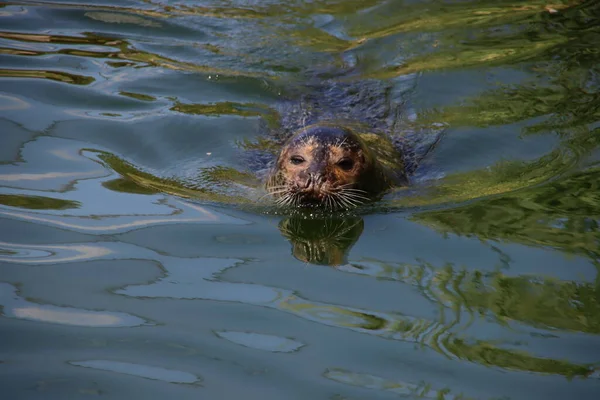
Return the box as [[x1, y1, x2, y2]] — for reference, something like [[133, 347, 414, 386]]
[[266, 125, 400, 209]]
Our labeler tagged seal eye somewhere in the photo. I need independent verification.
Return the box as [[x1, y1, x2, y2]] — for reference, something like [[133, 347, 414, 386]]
[[290, 155, 305, 165], [337, 158, 354, 171]]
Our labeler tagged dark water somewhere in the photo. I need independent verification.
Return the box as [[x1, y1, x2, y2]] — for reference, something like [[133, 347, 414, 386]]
[[1, 0, 599, 399]]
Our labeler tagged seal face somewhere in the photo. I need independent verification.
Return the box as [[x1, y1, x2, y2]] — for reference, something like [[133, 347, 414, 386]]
[[266, 125, 398, 209]]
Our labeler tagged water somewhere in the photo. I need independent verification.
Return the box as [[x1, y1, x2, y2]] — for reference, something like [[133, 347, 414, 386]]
[[1, 0, 599, 399]]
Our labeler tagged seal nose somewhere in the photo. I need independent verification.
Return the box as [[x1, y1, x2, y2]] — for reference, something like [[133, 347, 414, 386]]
[[305, 173, 325, 190]]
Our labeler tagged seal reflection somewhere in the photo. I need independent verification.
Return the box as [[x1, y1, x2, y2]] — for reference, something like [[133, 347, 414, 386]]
[[278, 216, 364, 266]]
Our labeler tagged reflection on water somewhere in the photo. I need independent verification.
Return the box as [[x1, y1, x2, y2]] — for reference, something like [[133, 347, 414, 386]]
[[279, 294, 596, 378], [413, 166, 600, 260], [113, 243, 596, 378], [279, 215, 364, 266], [324, 368, 468, 400], [215, 331, 305, 353], [70, 360, 201, 384], [343, 259, 600, 335], [0, 241, 113, 264], [0, 282, 149, 327], [0, 136, 249, 233], [1, 0, 600, 399]]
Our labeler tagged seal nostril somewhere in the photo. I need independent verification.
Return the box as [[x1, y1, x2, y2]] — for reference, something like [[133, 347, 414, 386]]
[[304, 173, 324, 191], [303, 173, 313, 189]]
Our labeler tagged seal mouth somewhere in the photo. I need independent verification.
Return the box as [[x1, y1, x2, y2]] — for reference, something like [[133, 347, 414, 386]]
[[268, 191, 371, 211], [267, 183, 372, 210], [297, 193, 323, 207]]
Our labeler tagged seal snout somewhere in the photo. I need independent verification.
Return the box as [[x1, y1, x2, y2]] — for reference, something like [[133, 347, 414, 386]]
[[300, 172, 328, 199], [304, 172, 325, 189]]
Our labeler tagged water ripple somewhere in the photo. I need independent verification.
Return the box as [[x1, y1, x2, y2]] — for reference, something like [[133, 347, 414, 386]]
[[1, 0, 599, 398], [0, 241, 113, 264], [324, 368, 469, 400], [69, 360, 201, 384], [0, 282, 149, 327], [215, 331, 305, 353], [115, 250, 597, 379]]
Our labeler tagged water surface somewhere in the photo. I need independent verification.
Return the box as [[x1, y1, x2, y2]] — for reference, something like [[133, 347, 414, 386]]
[[1, 0, 599, 399]]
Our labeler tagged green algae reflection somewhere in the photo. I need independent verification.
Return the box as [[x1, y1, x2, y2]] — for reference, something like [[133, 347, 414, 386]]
[[94, 151, 258, 205], [171, 101, 281, 129], [385, 0, 599, 227], [0, 68, 94, 85], [413, 166, 600, 260], [349, 259, 600, 335], [279, 285, 596, 378], [0, 194, 80, 210], [351, 0, 594, 77]]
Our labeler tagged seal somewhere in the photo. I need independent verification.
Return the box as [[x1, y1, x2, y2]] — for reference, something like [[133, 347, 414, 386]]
[[239, 68, 443, 210], [265, 123, 408, 209]]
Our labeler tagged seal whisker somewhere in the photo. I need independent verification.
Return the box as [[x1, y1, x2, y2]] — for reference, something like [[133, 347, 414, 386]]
[[327, 191, 338, 211], [340, 192, 369, 203], [293, 193, 302, 208], [344, 191, 363, 205], [332, 194, 340, 210], [340, 195, 358, 208], [325, 194, 332, 211], [261, 188, 288, 200], [335, 136, 348, 148], [281, 192, 295, 208], [336, 186, 369, 195], [277, 193, 294, 207], [267, 185, 288, 192], [341, 191, 368, 198], [341, 198, 353, 209], [333, 192, 351, 209], [338, 188, 367, 195], [322, 188, 337, 212], [339, 187, 368, 193], [265, 188, 289, 196], [268, 184, 289, 190], [342, 196, 365, 207], [285, 195, 292, 207], [338, 188, 369, 200]]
